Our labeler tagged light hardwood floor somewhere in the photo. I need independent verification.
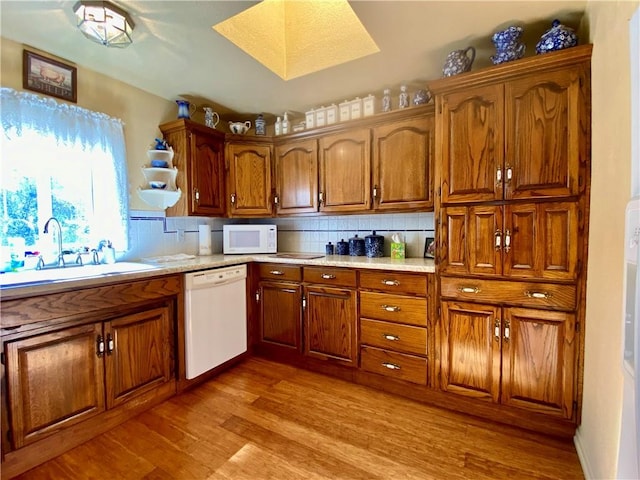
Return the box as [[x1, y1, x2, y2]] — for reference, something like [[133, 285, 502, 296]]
[[13, 357, 584, 479]]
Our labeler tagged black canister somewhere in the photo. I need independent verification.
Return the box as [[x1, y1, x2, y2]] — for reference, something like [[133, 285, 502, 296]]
[[365, 231, 384, 258], [348, 234, 365, 256], [336, 239, 349, 255], [325, 242, 335, 255]]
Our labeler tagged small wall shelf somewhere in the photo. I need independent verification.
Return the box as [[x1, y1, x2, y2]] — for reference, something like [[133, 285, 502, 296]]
[[137, 148, 181, 209]]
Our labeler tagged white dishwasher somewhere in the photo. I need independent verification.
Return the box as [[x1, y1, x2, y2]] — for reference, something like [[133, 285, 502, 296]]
[[184, 264, 247, 380]]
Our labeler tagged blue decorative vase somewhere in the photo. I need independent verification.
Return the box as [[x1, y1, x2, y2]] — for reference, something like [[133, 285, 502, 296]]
[[442, 46, 476, 77], [176, 100, 195, 119], [536, 20, 578, 54], [491, 26, 526, 65]]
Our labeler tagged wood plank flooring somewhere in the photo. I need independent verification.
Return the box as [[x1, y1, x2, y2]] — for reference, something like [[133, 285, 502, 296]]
[[13, 358, 584, 479]]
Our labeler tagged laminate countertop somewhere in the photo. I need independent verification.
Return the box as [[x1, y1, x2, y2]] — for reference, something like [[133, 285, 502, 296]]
[[0, 254, 435, 300]]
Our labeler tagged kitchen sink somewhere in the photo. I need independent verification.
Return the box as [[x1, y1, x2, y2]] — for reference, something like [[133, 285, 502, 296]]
[[0, 262, 159, 288]]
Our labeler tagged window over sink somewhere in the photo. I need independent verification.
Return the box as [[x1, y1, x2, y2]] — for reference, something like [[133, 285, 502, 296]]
[[0, 88, 129, 270]]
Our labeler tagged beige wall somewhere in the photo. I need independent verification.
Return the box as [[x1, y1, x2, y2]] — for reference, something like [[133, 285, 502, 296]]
[[577, 1, 639, 478], [0, 37, 175, 211]]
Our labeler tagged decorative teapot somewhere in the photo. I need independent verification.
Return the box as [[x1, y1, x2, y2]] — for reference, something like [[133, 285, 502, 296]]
[[442, 46, 476, 77], [536, 19, 578, 54], [229, 121, 252, 135], [491, 26, 525, 64], [176, 100, 196, 119], [203, 107, 220, 129]]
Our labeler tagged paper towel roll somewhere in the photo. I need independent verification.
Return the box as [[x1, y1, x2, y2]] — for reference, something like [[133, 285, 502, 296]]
[[198, 225, 212, 256]]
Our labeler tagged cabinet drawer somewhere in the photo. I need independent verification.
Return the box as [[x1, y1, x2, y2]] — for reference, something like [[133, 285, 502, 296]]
[[440, 277, 576, 310], [360, 318, 427, 356], [359, 270, 427, 296], [258, 263, 301, 282], [360, 346, 427, 385], [304, 267, 357, 287], [359, 291, 427, 327]]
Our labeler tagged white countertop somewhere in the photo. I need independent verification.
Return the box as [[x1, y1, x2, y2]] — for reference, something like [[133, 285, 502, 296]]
[[0, 253, 435, 300]]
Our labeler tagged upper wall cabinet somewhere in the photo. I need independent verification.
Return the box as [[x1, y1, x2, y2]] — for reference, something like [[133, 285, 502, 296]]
[[226, 140, 274, 217], [160, 119, 226, 217], [318, 128, 372, 213], [372, 115, 434, 211], [274, 138, 318, 215], [433, 50, 590, 205]]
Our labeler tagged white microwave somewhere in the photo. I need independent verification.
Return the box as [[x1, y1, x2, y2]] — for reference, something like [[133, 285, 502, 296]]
[[223, 224, 277, 254]]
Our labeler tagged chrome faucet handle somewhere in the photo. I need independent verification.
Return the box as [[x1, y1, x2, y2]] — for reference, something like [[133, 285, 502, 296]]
[[57, 253, 66, 268], [75, 253, 84, 266], [36, 255, 45, 270], [91, 249, 100, 265]]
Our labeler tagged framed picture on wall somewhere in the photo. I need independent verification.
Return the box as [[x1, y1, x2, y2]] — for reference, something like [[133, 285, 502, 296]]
[[23, 50, 77, 103], [424, 237, 435, 259]]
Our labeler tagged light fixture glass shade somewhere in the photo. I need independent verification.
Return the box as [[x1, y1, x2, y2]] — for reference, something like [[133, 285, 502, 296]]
[[73, 1, 134, 48], [213, 0, 380, 80]]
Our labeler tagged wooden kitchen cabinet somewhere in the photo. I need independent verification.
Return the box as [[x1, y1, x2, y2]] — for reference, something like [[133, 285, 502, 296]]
[[255, 264, 303, 352], [160, 119, 226, 216], [440, 202, 579, 279], [304, 285, 357, 366], [274, 138, 318, 215], [318, 128, 371, 213], [5, 305, 173, 449], [105, 307, 172, 409], [372, 115, 434, 211], [6, 323, 106, 449], [437, 64, 588, 205], [226, 141, 273, 217], [441, 300, 576, 419]]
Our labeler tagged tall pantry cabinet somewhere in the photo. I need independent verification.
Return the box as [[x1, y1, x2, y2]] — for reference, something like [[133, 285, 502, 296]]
[[430, 45, 592, 423]]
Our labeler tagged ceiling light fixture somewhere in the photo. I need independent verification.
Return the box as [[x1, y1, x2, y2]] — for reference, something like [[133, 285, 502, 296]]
[[213, 0, 379, 81], [73, 1, 134, 48]]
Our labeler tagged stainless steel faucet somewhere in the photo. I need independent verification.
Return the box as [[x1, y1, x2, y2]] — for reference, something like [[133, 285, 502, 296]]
[[43, 217, 65, 267]]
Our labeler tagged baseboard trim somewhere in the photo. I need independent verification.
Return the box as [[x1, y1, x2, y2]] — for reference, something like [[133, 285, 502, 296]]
[[574, 428, 595, 479]]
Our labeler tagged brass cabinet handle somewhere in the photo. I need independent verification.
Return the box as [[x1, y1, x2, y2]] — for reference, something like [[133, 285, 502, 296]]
[[495, 229, 502, 250], [194, 188, 200, 204], [494, 320, 501, 342], [382, 279, 400, 286], [496, 166, 502, 186], [382, 362, 401, 370], [381, 304, 401, 312], [383, 334, 400, 341], [96, 334, 105, 358], [373, 185, 378, 199], [458, 286, 480, 294], [269, 270, 284, 275], [318, 191, 324, 205], [525, 290, 552, 299], [106, 333, 114, 355], [504, 229, 511, 253], [321, 273, 336, 279], [274, 194, 279, 206], [504, 320, 510, 342], [506, 166, 513, 184], [230, 193, 236, 205]]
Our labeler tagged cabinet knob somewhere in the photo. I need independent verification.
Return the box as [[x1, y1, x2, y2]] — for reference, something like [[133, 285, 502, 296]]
[[381, 304, 401, 312], [525, 290, 552, 299], [381, 362, 401, 370]]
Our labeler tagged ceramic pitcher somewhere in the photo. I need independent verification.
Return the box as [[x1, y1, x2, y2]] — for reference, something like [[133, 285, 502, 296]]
[[203, 107, 220, 128], [176, 100, 196, 119], [442, 46, 476, 77]]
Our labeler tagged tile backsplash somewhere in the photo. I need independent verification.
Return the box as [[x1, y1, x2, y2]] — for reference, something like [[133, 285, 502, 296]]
[[122, 211, 434, 261]]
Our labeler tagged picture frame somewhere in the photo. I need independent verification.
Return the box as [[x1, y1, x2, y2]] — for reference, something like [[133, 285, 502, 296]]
[[424, 237, 435, 259], [23, 50, 77, 103]]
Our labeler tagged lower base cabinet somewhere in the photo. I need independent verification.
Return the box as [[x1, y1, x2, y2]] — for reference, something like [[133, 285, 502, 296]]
[[6, 306, 172, 449], [304, 285, 357, 366], [441, 300, 577, 419]]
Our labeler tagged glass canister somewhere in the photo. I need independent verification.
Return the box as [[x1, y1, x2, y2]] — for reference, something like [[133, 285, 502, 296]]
[[348, 234, 365, 256], [365, 231, 384, 258], [336, 239, 349, 255]]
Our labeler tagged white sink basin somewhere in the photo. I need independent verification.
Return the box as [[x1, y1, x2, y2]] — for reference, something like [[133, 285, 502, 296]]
[[0, 262, 159, 288]]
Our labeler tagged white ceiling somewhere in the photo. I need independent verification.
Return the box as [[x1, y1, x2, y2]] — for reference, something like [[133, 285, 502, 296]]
[[1, 1, 586, 121]]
